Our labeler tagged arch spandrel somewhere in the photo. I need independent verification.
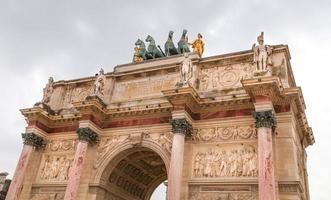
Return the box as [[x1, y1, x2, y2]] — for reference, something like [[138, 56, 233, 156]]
[[91, 131, 172, 185]]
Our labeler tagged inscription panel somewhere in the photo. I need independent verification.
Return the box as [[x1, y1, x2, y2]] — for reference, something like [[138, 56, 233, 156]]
[[111, 73, 178, 101]]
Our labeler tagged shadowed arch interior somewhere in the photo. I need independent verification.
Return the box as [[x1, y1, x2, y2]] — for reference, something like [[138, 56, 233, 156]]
[[97, 147, 167, 200]]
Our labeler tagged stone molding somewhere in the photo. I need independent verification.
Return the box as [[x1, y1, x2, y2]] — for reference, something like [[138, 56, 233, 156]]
[[170, 118, 192, 136], [252, 110, 276, 130], [76, 127, 99, 144], [21, 132, 46, 149]]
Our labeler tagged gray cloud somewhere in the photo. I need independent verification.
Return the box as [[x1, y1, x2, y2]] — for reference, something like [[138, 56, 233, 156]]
[[0, 0, 330, 199]]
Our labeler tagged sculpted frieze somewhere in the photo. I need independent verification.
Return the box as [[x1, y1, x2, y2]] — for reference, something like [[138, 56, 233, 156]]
[[46, 139, 77, 152], [38, 154, 74, 182], [194, 125, 256, 142], [193, 145, 258, 178], [190, 192, 257, 200], [189, 185, 257, 200], [199, 64, 254, 92], [30, 193, 64, 200]]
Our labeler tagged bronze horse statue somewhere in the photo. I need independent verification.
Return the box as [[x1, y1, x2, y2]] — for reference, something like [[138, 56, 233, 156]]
[[134, 39, 149, 60], [146, 35, 164, 59], [177, 29, 191, 54], [164, 30, 179, 56]]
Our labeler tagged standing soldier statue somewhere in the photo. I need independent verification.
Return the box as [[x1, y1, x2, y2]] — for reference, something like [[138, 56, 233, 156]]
[[252, 32, 273, 74]]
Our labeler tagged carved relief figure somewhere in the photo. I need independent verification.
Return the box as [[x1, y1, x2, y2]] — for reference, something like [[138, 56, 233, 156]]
[[193, 145, 258, 178], [157, 133, 172, 154], [42, 77, 54, 104], [39, 155, 73, 182], [93, 68, 106, 96], [252, 32, 273, 74], [94, 135, 130, 168]]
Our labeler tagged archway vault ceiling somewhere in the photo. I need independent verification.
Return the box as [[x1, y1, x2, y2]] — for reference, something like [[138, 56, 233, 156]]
[[108, 147, 167, 199]]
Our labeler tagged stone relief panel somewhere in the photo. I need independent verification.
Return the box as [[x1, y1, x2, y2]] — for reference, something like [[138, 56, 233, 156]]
[[111, 74, 178, 101], [94, 132, 172, 169], [94, 135, 131, 168], [194, 125, 256, 142], [38, 154, 74, 182], [30, 193, 64, 200], [193, 144, 258, 178], [143, 132, 173, 155], [45, 139, 77, 152], [199, 64, 254, 92], [189, 185, 258, 200]]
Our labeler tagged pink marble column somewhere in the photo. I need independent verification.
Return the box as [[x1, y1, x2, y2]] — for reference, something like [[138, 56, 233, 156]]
[[6, 133, 45, 200], [64, 127, 98, 200], [253, 110, 276, 200], [64, 141, 88, 200], [168, 118, 191, 200]]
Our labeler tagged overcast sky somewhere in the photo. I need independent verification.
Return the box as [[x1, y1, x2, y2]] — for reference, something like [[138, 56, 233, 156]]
[[0, 0, 330, 199]]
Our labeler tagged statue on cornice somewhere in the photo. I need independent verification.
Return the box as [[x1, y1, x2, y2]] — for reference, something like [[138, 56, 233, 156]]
[[42, 77, 54, 104], [93, 68, 106, 96], [177, 53, 193, 87], [190, 33, 205, 58], [252, 32, 273, 75]]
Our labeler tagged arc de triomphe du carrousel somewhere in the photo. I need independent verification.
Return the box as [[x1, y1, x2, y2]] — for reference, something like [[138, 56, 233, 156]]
[[6, 31, 314, 200]]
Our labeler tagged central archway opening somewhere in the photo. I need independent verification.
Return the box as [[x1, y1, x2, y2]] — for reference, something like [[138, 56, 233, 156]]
[[104, 147, 167, 200]]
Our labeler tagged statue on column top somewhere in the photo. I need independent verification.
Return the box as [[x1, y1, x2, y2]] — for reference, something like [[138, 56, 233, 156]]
[[93, 68, 106, 96], [177, 53, 193, 87], [252, 32, 273, 75], [42, 77, 54, 104]]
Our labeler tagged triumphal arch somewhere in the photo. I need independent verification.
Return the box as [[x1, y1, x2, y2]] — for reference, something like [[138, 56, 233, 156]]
[[6, 32, 314, 200]]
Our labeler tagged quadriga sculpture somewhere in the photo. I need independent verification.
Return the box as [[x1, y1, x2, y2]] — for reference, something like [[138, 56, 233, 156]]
[[164, 30, 179, 56], [145, 35, 164, 59], [177, 29, 191, 54], [134, 39, 148, 61]]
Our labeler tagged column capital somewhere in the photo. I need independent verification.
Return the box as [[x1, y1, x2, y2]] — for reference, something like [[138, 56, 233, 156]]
[[252, 110, 276, 130], [21, 132, 46, 149], [170, 118, 192, 136], [76, 127, 99, 144]]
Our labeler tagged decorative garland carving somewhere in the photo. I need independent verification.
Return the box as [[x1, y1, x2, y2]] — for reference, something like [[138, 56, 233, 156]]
[[193, 145, 258, 178], [194, 125, 256, 142], [190, 192, 257, 200], [76, 127, 99, 144], [21, 133, 46, 149], [30, 193, 64, 200], [252, 110, 276, 130], [170, 118, 192, 136], [46, 139, 76, 152]]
